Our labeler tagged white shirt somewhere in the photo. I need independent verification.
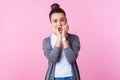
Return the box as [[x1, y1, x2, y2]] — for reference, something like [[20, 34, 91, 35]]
[[50, 34, 72, 77]]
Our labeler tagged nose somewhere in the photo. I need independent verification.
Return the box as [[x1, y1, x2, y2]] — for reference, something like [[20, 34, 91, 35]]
[[58, 21, 62, 27]]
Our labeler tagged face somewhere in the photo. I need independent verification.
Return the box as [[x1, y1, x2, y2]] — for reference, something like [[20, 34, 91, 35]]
[[50, 13, 67, 34]]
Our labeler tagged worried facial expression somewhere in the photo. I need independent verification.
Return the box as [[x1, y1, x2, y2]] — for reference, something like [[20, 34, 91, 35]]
[[50, 13, 67, 34]]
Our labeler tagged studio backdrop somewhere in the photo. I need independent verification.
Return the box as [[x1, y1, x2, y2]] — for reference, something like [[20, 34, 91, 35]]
[[0, 0, 120, 80]]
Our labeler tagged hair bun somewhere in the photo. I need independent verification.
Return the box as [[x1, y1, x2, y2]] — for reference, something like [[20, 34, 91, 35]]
[[51, 3, 60, 10]]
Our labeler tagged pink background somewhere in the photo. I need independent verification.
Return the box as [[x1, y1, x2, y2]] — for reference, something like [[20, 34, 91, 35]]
[[0, 0, 120, 80]]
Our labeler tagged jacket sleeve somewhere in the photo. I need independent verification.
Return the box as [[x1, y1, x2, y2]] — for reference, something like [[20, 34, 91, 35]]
[[64, 34, 80, 63], [43, 37, 61, 64]]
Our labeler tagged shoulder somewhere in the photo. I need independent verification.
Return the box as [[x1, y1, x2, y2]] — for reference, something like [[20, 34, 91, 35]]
[[43, 36, 52, 49], [67, 33, 79, 41], [43, 36, 50, 42], [43, 36, 51, 44], [68, 33, 79, 37], [67, 33, 80, 48]]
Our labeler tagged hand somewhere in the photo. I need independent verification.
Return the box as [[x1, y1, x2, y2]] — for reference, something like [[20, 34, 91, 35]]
[[52, 27, 61, 38], [62, 24, 69, 37]]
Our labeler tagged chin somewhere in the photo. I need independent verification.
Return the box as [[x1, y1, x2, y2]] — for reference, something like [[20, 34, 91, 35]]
[[60, 32, 62, 34], [59, 31, 63, 34]]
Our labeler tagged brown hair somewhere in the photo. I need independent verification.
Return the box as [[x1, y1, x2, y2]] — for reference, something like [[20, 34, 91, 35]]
[[49, 3, 66, 20]]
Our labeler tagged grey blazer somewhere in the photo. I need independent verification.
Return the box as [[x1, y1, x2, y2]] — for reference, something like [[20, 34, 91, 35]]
[[43, 33, 81, 80]]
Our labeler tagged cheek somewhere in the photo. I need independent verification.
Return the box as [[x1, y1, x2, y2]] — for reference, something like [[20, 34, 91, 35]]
[[52, 26, 57, 30], [51, 22, 58, 28], [62, 20, 67, 25], [63, 22, 66, 25]]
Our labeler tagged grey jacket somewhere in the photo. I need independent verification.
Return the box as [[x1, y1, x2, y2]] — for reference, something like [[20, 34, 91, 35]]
[[43, 33, 81, 80]]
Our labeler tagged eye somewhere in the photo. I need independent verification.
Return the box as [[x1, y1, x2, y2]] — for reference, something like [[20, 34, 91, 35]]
[[61, 19, 65, 22], [53, 20, 57, 23], [60, 19, 65, 22]]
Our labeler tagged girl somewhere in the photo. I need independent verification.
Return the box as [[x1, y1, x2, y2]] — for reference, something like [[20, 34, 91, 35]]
[[43, 3, 81, 80]]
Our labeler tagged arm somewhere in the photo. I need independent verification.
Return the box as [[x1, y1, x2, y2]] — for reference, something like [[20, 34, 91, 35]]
[[43, 37, 62, 64], [63, 35, 80, 63]]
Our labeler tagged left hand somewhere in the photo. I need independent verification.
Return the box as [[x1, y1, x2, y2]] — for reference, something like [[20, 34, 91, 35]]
[[62, 24, 69, 37]]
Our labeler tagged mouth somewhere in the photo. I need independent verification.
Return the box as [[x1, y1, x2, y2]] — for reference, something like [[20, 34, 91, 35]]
[[58, 28, 63, 34], [58, 28, 63, 31]]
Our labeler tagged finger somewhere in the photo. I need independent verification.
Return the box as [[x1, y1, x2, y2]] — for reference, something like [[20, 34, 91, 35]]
[[65, 25, 69, 31], [65, 24, 69, 29]]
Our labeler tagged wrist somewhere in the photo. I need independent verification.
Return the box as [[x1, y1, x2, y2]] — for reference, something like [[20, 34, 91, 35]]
[[57, 36, 62, 41], [62, 36, 66, 42], [62, 36, 69, 48]]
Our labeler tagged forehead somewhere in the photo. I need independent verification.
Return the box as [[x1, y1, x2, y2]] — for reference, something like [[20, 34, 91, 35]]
[[51, 13, 66, 20]]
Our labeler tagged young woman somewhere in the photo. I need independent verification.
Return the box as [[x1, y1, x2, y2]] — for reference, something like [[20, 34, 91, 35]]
[[43, 3, 81, 80]]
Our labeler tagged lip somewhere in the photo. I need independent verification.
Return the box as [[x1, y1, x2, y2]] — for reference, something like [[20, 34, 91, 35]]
[[58, 28, 63, 31]]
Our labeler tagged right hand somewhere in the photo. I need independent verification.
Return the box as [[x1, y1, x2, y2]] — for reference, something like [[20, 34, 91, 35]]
[[52, 27, 62, 39]]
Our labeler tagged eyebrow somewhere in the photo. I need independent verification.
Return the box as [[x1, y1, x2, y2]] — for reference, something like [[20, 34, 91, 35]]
[[60, 18, 65, 19], [53, 18, 65, 20]]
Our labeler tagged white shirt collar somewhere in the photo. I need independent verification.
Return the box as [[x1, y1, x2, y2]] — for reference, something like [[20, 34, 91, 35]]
[[51, 34, 57, 39]]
